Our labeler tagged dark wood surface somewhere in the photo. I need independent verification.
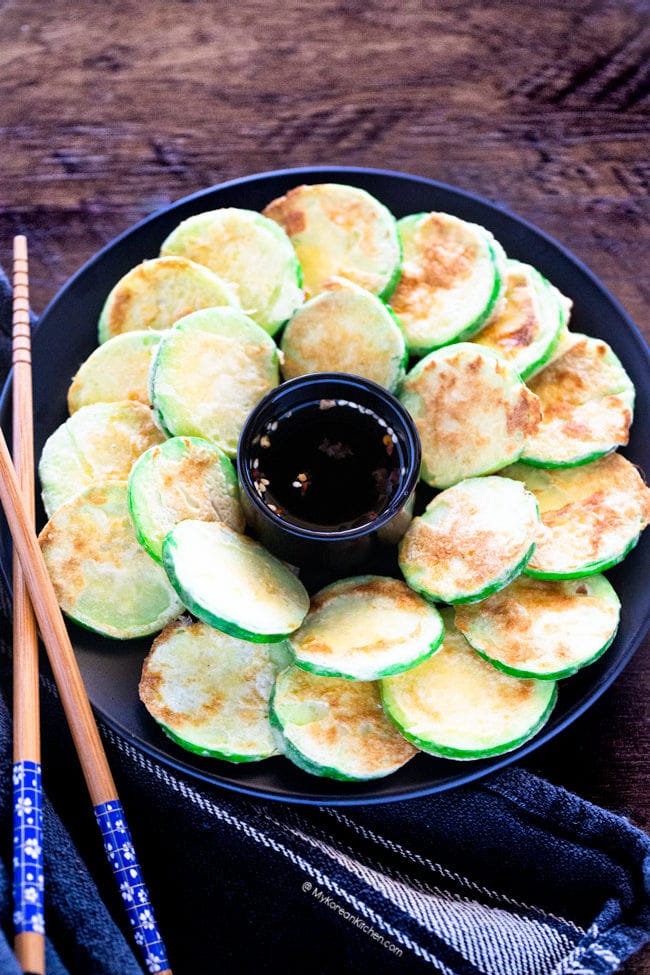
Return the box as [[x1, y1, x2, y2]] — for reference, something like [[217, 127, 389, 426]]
[[1, 0, 648, 970]]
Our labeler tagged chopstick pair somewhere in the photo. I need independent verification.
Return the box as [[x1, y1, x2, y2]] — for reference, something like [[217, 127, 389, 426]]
[[8, 238, 173, 975]]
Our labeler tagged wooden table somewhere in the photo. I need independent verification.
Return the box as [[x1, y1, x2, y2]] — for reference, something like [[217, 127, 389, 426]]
[[1, 0, 648, 970]]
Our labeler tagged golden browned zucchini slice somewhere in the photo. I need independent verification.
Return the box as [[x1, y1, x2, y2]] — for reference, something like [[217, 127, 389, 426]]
[[270, 667, 417, 780], [503, 454, 650, 577], [280, 279, 407, 391], [98, 255, 238, 343], [389, 212, 506, 354], [288, 575, 444, 680], [263, 183, 401, 300], [128, 436, 245, 562], [68, 330, 164, 412], [520, 333, 635, 467], [140, 617, 291, 761], [381, 611, 557, 759], [38, 400, 165, 518], [455, 574, 620, 679], [160, 208, 303, 335], [399, 343, 541, 488], [399, 476, 540, 603], [39, 482, 183, 639]]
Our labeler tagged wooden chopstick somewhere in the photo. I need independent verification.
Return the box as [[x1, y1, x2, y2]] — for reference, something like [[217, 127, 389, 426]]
[[4, 240, 173, 975], [12, 236, 45, 975]]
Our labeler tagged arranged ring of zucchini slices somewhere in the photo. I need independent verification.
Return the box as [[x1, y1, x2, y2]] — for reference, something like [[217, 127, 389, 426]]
[[398, 477, 540, 604], [399, 343, 541, 489], [471, 260, 564, 380], [388, 211, 506, 354], [455, 574, 620, 680], [280, 279, 408, 391], [128, 436, 245, 563], [38, 400, 165, 518], [98, 255, 238, 343], [270, 667, 417, 781], [160, 208, 303, 336], [140, 617, 292, 762], [150, 307, 279, 458], [503, 455, 650, 578], [162, 520, 310, 643], [520, 333, 635, 467], [263, 183, 401, 300], [68, 330, 164, 413], [380, 611, 557, 760], [39, 482, 183, 639], [288, 575, 444, 681]]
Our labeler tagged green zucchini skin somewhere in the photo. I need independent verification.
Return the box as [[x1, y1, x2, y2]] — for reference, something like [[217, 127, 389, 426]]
[[522, 533, 642, 580], [161, 521, 309, 643]]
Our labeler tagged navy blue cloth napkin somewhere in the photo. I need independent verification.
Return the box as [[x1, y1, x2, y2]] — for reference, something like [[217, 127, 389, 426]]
[[0, 268, 649, 974]]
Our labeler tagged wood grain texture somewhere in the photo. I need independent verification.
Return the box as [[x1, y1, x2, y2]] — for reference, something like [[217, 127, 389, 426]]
[[0, 0, 648, 969]]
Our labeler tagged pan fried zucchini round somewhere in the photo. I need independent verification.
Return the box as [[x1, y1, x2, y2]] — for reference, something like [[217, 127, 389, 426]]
[[279, 279, 408, 391], [98, 256, 238, 343], [388, 212, 506, 354], [398, 476, 540, 604], [288, 575, 444, 680], [150, 307, 279, 457], [140, 617, 291, 761], [472, 260, 564, 380], [160, 208, 303, 336], [68, 330, 164, 413], [504, 455, 650, 577], [38, 400, 165, 518], [520, 333, 635, 467], [399, 343, 541, 488], [380, 611, 557, 759], [128, 436, 245, 562], [455, 574, 620, 680], [39, 482, 183, 639], [270, 667, 417, 780], [263, 183, 401, 300], [162, 520, 310, 642]]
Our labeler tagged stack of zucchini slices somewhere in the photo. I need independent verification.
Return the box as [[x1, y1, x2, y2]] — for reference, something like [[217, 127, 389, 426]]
[[37, 182, 650, 783]]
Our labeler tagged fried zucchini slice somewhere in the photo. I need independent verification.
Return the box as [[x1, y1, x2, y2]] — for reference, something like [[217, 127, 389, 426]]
[[399, 343, 541, 488], [388, 212, 506, 354], [98, 256, 238, 343], [150, 307, 279, 458], [263, 183, 401, 300], [68, 330, 164, 413], [472, 260, 564, 380], [270, 667, 417, 781], [520, 333, 635, 467], [380, 611, 557, 759], [280, 279, 407, 391], [38, 401, 165, 518], [288, 575, 444, 681], [160, 208, 303, 336], [399, 477, 540, 604], [503, 455, 650, 578], [128, 436, 245, 562], [140, 616, 291, 761], [39, 482, 183, 639], [455, 574, 620, 680], [162, 521, 309, 643]]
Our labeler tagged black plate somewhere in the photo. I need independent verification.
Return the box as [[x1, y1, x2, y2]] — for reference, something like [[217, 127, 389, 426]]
[[2, 166, 649, 806]]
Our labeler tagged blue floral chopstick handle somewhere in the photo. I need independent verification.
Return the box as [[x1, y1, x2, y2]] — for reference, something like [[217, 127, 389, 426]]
[[12, 760, 45, 938], [95, 800, 170, 974]]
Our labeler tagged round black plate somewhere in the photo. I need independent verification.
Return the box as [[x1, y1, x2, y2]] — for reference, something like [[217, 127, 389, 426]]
[[2, 167, 648, 805]]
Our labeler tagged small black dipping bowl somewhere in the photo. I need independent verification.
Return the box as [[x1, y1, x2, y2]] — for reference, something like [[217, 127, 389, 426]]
[[237, 373, 421, 571]]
